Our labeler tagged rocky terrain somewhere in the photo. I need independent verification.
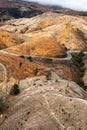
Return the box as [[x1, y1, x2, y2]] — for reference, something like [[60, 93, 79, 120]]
[[0, 10, 87, 130], [0, 0, 87, 20], [0, 0, 50, 11], [0, 72, 87, 130], [0, 0, 52, 19], [0, 12, 86, 83], [0, 12, 87, 54]]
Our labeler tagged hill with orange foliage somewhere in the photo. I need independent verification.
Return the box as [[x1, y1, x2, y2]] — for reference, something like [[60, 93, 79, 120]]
[[0, 12, 86, 55], [0, 51, 46, 80], [0, 30, 25, 49]]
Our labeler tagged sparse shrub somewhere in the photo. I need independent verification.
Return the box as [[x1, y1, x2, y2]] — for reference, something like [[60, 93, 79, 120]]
[[10, 84, 20, 95], [55, 79, 58, 82], [67, 82, 69, 87], [76, 76, 84, 87], [27, 56, 33, 62], [0, 97, 5, 113], [34, 68, 38, 76], [46, 71, 51, 80], [75, 56, 82, 63], [73, 52, 84, 63], [78, 51, 84, 57], [10, 23, 16, 26], [73, 51, 86, 90], [83, 86, 87, 91], [79, 72, 84, 77], [79, 67, 85, 72], [19, 55, 25, 59], [78, 62, 84, 67]]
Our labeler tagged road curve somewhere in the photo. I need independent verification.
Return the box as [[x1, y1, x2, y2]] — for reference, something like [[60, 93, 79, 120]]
[[0, 50, 87, 62], [0, 49, 87, 95]]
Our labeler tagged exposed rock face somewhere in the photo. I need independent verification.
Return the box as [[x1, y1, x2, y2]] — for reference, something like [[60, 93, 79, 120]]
[[0, 73, 87, 130]]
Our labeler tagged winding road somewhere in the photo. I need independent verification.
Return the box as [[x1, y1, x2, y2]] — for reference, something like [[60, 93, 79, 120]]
[[0, 48, 87, 96], [0, 49, 87, 62]]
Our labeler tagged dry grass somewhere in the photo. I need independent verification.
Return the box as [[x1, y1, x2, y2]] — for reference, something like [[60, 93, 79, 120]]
[[0, 52, 45, 80], [0, 30, 24, 49], [6, 35, 66, 58]]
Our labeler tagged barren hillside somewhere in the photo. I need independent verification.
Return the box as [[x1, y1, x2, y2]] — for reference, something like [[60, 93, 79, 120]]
[[0, 30, 26, 49], [0, 74, 87, 130], [0, 52, 46, 80], [0, 12, 87, 55]]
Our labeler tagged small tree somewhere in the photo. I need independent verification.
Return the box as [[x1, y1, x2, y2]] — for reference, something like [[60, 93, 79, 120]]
[[10, 84, 20, 95]]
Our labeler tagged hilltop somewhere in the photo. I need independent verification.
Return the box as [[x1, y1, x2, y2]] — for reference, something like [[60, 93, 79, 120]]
[[0, 0, 52, 19], [0, 0, 87, 20]]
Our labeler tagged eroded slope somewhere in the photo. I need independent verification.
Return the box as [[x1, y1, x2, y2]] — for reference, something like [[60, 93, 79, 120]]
[[0, 12, 86, 56], [0, 74, 87, 130]]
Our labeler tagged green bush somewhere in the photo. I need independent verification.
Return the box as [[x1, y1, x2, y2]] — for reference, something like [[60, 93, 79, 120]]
[[79, 72, 84, 77], [73, 51, 86, 90], [20, 55, 25, 59], [75, 56, 82, 63], [27, 56, 33, 62], [34, 68, 38, 76], [0, 97, 5, 113], [78, 51, 84, 57], [76, 77, 84, 87], [78, 62, 84, 67], [79, 67, 85, 72], [83, 86, 87, 91], [10, 84, 20, 95]]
